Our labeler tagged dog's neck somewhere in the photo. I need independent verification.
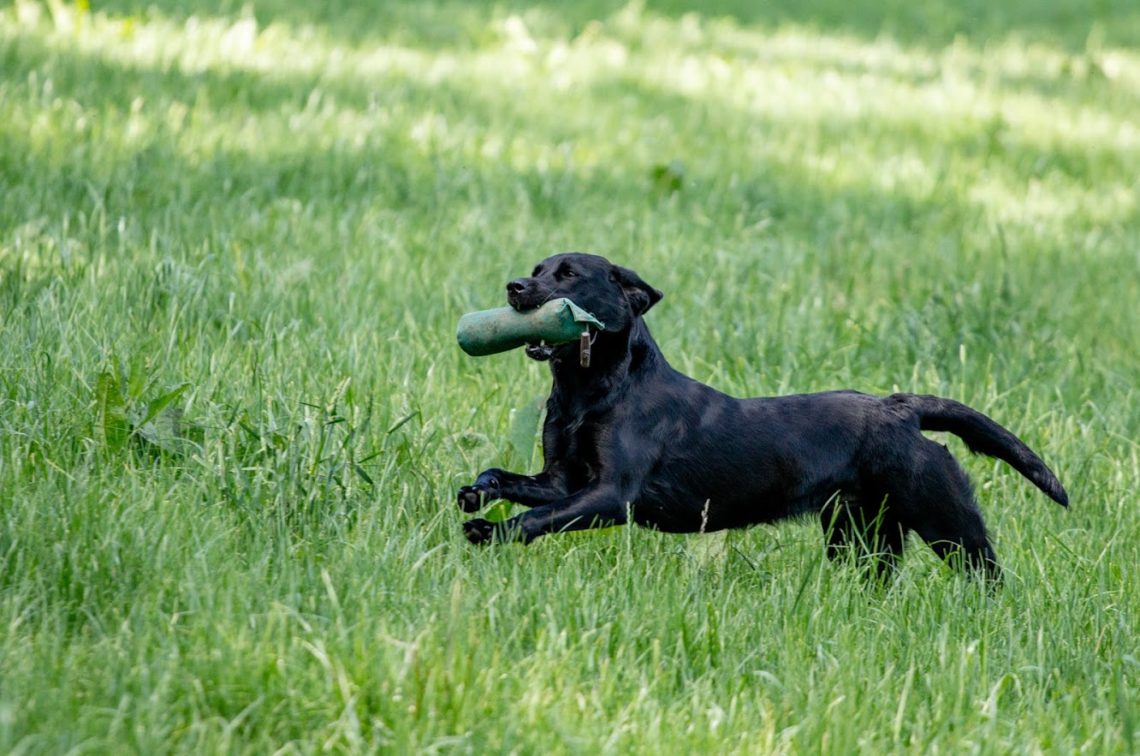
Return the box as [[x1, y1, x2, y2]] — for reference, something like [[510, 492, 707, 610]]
[[548, 318, 666, 399]]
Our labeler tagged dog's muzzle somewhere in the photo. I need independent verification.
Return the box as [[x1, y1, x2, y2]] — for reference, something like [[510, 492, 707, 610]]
[[506, 278, 549, 312]]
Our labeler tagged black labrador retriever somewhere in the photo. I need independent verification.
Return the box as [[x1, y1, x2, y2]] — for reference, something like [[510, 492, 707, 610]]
[[458, 253, 1068, 579]]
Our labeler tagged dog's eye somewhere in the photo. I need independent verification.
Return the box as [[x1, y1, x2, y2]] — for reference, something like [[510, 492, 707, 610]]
[[561, 269, 577, 278]]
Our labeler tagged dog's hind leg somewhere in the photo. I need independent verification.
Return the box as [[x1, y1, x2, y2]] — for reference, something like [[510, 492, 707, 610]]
[[821, 491, 906, 580], [889, 440, 1001, 581]]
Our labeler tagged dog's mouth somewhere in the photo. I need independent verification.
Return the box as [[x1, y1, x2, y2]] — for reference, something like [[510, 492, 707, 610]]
[[508, 296, 544, 313], [508, 282, 571, 361], [524, 342, 557, 361]]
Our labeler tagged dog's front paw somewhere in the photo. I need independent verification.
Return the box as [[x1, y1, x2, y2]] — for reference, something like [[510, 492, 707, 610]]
[[456, 470, 502, 513], [457, 486, 487, 513], [463, 517, 527, 545], [463, 517, 497, 545]]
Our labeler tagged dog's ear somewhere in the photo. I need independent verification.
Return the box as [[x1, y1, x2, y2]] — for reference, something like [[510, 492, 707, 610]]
[[611, 265, 663, 316]]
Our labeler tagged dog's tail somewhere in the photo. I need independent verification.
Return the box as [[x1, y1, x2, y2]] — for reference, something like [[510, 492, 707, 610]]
[[897, 393, 1069, 506]]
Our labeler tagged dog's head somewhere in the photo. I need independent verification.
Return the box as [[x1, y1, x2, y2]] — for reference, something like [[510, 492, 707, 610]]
[[506, 253, 663, 361]]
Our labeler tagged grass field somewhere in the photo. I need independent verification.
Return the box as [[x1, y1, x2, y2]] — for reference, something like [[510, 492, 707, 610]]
[[2, 0, 1139, 752]]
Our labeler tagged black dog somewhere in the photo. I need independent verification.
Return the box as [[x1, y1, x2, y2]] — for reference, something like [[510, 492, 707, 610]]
[[458, 253, 1068, 578]]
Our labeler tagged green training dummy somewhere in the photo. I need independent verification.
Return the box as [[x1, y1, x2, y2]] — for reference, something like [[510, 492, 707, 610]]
[[456, 298, 605, 358]]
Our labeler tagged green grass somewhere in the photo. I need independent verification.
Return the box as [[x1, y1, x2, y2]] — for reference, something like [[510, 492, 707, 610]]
[[2, 0, 1138, 752]]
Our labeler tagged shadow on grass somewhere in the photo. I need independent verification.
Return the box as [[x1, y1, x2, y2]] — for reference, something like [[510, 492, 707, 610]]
[[5, 19, 1133, 244], [1, 28, 966, 236], [6, 12, 1132, 391], [90, 0, 1140, 52]]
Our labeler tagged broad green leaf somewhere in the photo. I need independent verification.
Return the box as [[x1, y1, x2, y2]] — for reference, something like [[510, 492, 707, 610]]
[[135, 405, 198, 457], [507, 395, 544, 468], [135, 382, 190, 431], [96, 369, 129, 453], [483, 501, 513, 523]]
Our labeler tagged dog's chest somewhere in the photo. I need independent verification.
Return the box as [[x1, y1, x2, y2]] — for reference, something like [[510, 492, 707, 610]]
[[547, 401, 609, 478]]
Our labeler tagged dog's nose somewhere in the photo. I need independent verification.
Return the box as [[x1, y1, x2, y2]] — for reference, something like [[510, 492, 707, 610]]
[[506, 279, 528, 296]]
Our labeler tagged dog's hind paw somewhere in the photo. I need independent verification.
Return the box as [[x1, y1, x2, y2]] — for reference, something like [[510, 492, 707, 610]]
[[463, 517, 497, 545]]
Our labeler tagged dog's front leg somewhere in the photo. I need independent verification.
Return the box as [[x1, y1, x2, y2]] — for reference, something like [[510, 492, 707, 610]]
[[457, 467, 570, 513], [463, 486, 629, 545]]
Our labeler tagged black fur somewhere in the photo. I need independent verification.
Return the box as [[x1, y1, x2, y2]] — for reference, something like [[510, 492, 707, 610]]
[[459, 253, 1068, 579]]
